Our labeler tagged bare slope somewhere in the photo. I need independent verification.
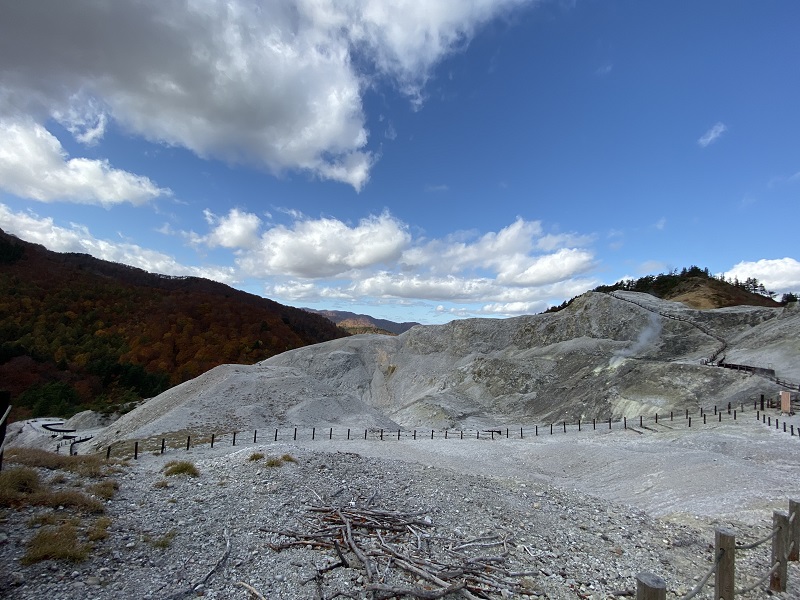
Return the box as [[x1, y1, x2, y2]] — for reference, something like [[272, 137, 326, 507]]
[[91, 292, 799, 446]]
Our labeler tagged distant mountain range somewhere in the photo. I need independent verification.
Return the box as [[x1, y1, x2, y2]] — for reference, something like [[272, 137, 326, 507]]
[[0, 228, 348, 420], [304, 309, 419, 335]]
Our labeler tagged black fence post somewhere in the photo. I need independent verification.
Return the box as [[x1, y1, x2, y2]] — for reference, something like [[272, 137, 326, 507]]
[[134, 441, 138, 460], [211, 433, 215, 448], [186, 436, 191, 450], [161, 438, 165, 454], [254, 430, 258, 443], [233, 431, 237, 446]]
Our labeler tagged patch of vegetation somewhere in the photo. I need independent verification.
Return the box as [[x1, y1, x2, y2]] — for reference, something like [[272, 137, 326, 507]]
[[0, 467, 42, 506], [6, 447, 105, 478], [88, 480, 119, 500], [87, 516, 112, 542], [264, 456, 283, 467], [162, 460, 199, 477], [147, 529, 177, 549], [36, 489, 105, 514], [22, 524, 91, 564], [152, 479, 170, 489], [280, 453, 297, 463], [248, 452, 264, 461]]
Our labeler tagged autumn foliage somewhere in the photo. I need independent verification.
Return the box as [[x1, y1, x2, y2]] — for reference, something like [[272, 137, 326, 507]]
[[0, 229, 348, 419]]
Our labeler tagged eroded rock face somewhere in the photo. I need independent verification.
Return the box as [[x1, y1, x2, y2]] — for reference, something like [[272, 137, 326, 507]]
[[92, 292, 799, 444]]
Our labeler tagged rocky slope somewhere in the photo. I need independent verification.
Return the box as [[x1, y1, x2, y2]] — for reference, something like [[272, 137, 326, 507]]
[[89, 292, 800, 447]]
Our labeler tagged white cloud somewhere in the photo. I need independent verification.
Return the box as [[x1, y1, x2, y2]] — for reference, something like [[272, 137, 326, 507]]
[[654, 217, 666, 230], [698, 122, 727, 148], [202, 208, 262, 250], [724, 258, 800, 293], [0, 119, 170, 206], [0, 0, 531, 190], [0, 203, 234, 282], [238, 212, 411, 278]]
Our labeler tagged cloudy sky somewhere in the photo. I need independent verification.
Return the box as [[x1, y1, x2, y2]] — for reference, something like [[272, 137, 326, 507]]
[[1, 1, 799, 324]]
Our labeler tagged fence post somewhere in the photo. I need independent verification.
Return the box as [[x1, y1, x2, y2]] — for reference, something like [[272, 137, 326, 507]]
[[161, 438, 165, 454], [312, 428, 315, 441], [233, 431, 237, 446], [770, 511, 790, 592], [790, 499, 800, 561], [715, 528, 735, 600], [254, 429, 258, 443], [330, 427, 333, 440], [635, 572, 666, 600], [106, 445, 111, 460], [186, 436, 190, 450], [211, 433, 215, 448], [134, 441, 138, 460]]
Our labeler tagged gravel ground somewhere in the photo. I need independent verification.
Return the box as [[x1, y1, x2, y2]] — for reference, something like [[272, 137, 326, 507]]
[[3, 409, 800, 599]]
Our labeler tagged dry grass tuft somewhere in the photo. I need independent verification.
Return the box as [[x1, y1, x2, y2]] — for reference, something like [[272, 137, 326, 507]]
[[147, 529, 177, 549], [280, 453, 297, 463], [87, 516, 112, 542], [264, 456, 283, 467], [22, 524, 91, 564], [248, 452, 265, 461], [0, 467, 42, 505], [152, 479, 170, 489], [34, 489, 105, 514], [6, 448, 105, 477], [88, 480, 119, 500], [163, 460, 199, 477]]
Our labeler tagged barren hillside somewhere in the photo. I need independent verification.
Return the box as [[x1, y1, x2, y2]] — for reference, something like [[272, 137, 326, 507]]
[[89, 292, 800, 447]]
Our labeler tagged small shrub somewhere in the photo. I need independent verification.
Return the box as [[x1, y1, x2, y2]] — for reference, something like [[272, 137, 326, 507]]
[[152, 479, 170, 489], [264, 456, 282, 467], [248, 452, 264, 462], [163, 461, 199, 477], [27, 512, 59, 528], [87, 516, 112, 542], [280, 453, 297, 463], [22, 524, 90, 564]]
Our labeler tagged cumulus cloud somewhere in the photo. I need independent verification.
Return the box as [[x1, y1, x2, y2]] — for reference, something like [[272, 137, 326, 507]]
[[0, 0, 530, 190], [697, 122, 727, 148], [724, 258, 800, 293], [237, 212, 411, 278], [0, 119, 170, 206], [0, 203, 234, 282], [202, 208, 262, 250]]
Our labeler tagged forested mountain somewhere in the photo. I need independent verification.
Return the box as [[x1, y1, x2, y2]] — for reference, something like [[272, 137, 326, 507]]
[[0, 229, 348, 419]]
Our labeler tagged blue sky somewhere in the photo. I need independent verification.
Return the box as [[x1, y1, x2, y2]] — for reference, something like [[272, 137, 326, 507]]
[[1, 0, 799, 325]]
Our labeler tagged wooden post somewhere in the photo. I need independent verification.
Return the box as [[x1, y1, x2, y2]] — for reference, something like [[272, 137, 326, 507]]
[[330, 427, 333, 440], [734, 409, 736, 420], [670, 411, 673, 421], [770, 510, 789, 592], [608, 417, 611, 430], [431, 429, 434, 440], [106, 446, 111, 460], [593, 418, 596, 430], [703, 414, 707, 425], [520, 427, 523, 438], [640, 415, 643, 427], [311, 427, 315, 440], [274, 429, 278, 441], [413, 430, 416, 440], [380, 429, 383, 440], [688, 417, 691, 428], [624, 417, 627, 429], [715, 528, 735, 600], [789, 499, 800, 561], [655, 413, 658, 424], [211, 433, 215, 448], [347, 428, 350, 440], [398, 429, 401, 440], [294, 428, 297, 440], [578, 420, 581, 432], [535, 425, 538, 436], [233, 431, 237, 446], [161, 438, 165, 454], [636, 572, 666, 600], [445, 430, 448, 439], [550, 423, 553, 435], [364, 429, 367, 440], [186, 436, 190, 450], [254, 429, 258, 443], [134, 441, 138, 460], [562, 421, 566, 433]]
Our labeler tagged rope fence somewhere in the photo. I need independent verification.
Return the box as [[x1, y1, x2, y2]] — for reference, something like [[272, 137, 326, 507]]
[[635, 500, 800, 599]]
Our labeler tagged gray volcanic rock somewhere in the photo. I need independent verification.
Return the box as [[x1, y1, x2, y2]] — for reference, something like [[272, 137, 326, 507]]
[[91, 292, 799, 446]]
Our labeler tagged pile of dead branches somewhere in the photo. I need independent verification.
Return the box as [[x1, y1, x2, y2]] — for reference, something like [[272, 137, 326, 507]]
[[260, 502, 540, 599]]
